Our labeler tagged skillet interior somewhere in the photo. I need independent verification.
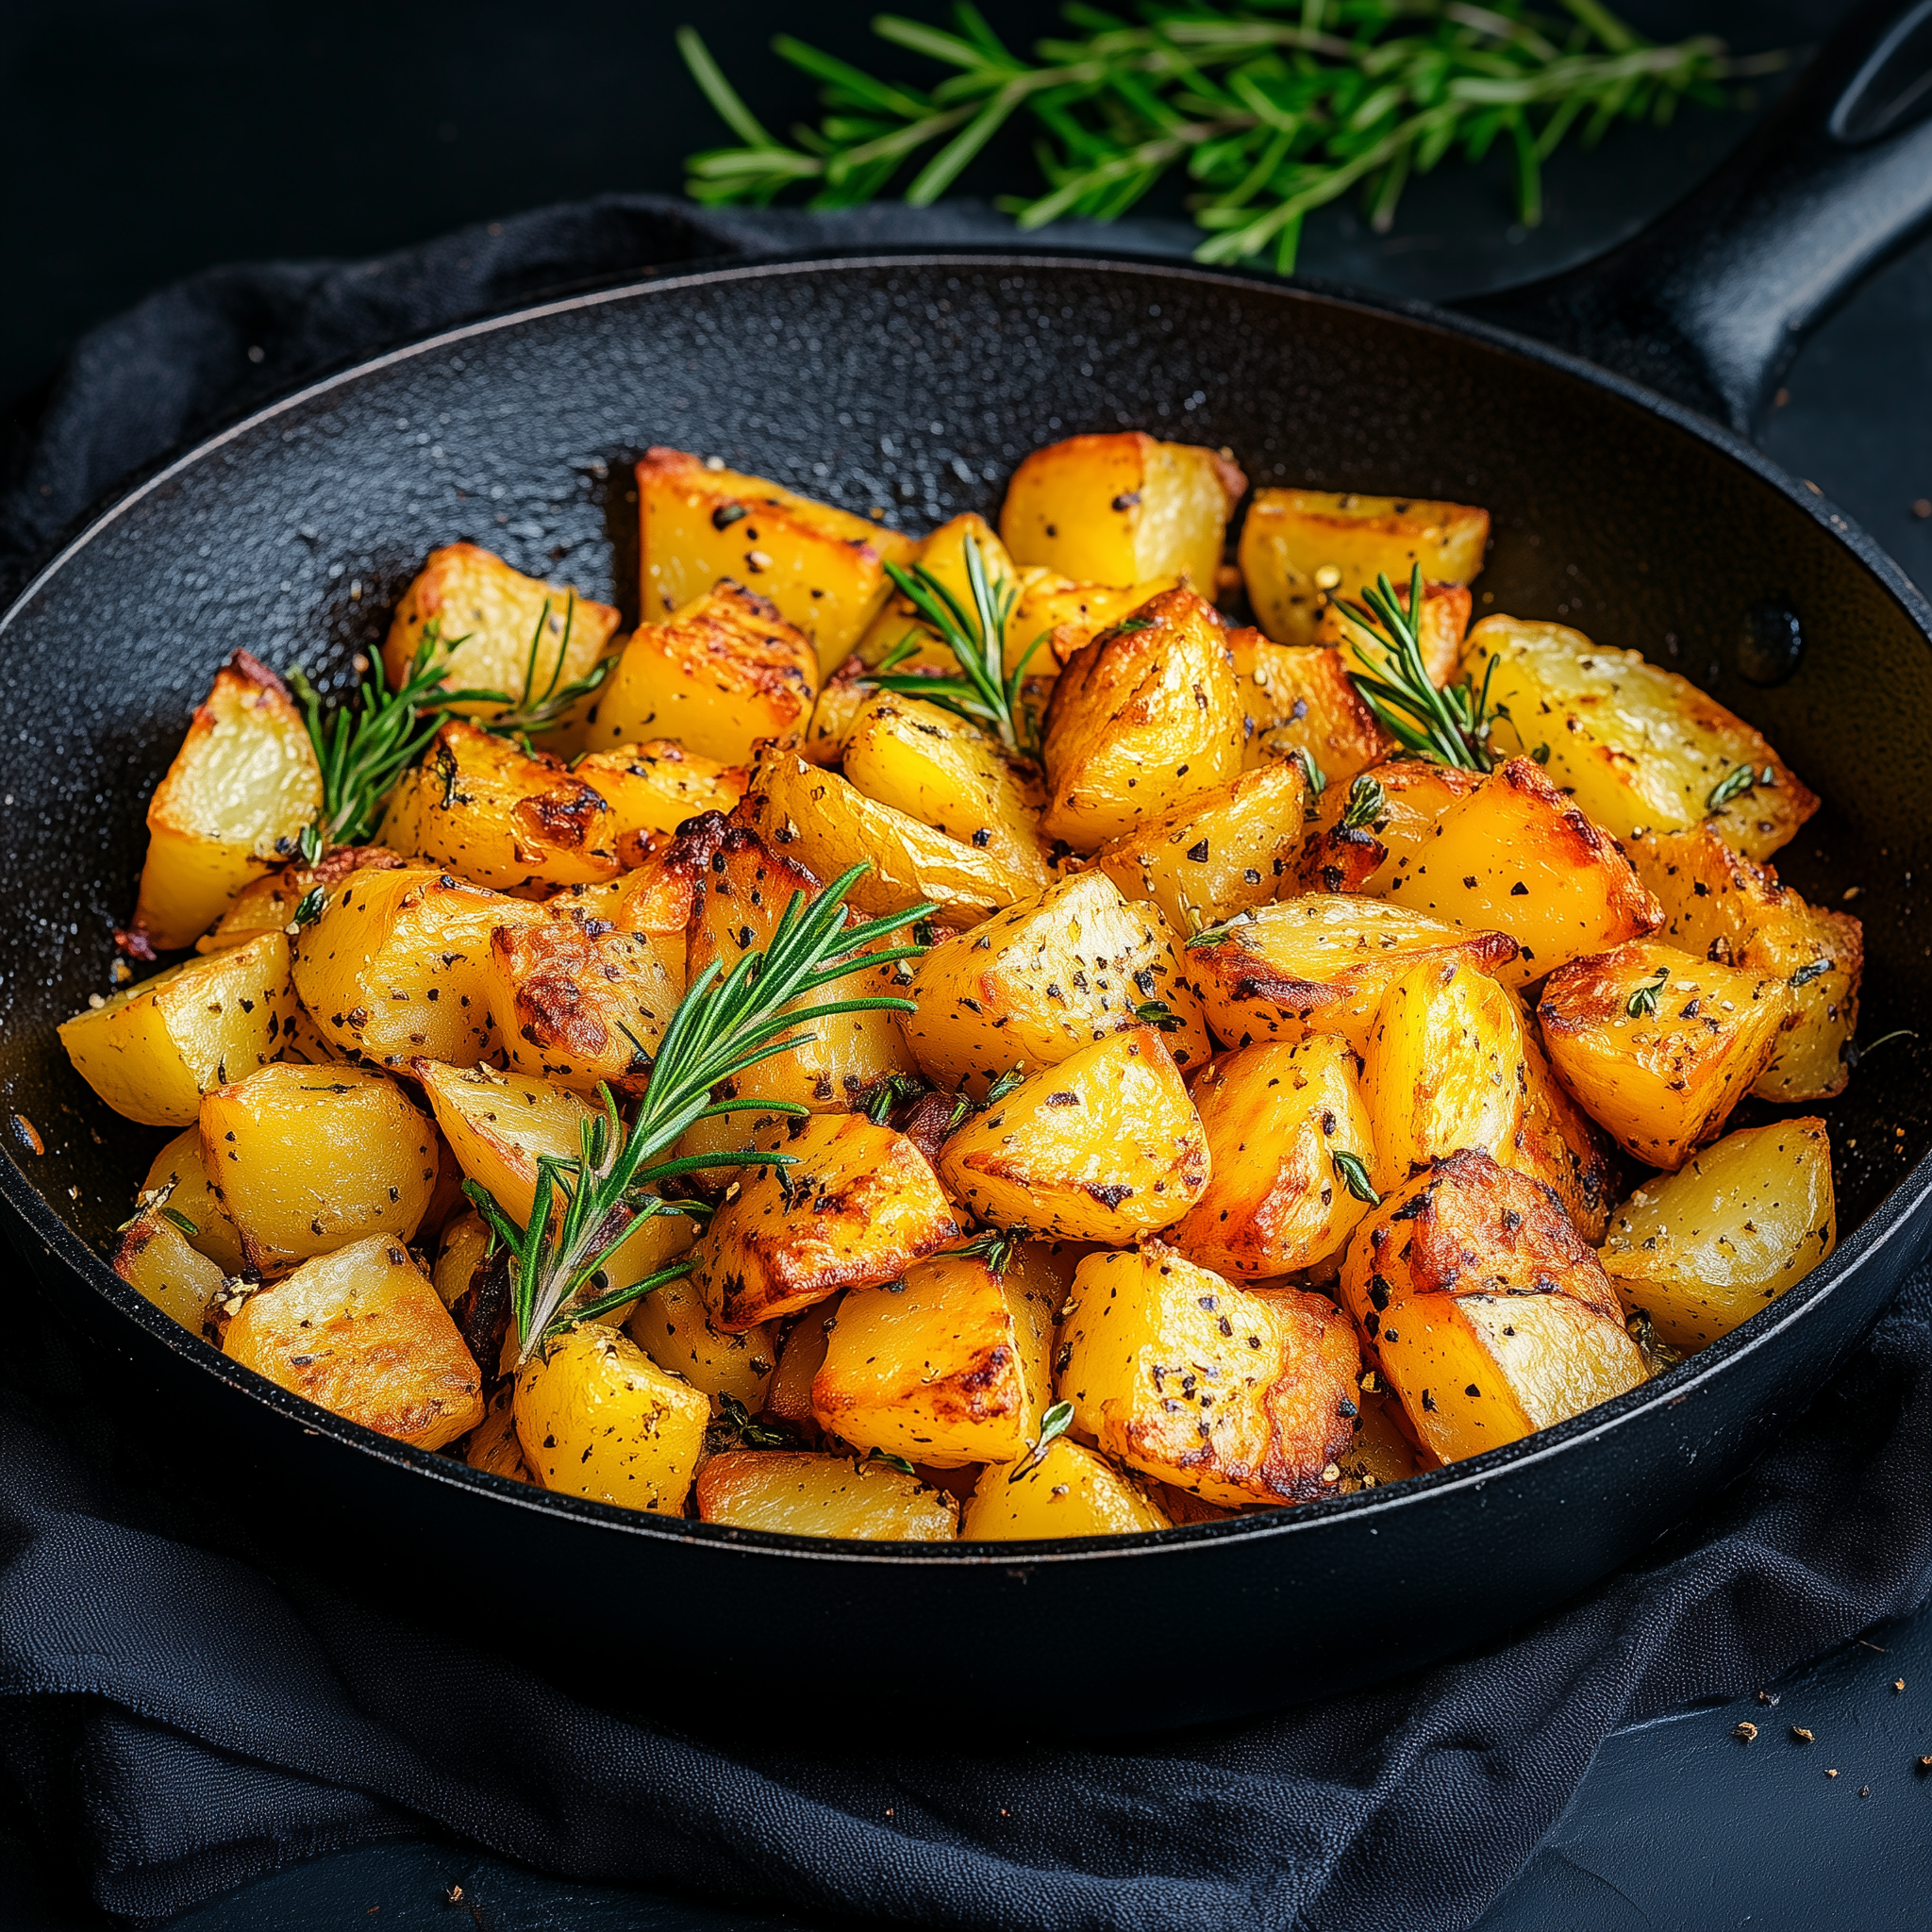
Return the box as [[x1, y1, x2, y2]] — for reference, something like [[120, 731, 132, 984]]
[[2, 255, 1927, 1731]]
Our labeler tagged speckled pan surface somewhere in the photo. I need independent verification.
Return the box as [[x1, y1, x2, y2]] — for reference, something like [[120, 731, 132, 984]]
[[2, 254, 1929, 1732]]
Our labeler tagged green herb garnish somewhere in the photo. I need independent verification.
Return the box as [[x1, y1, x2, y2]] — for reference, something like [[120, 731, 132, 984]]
[[1341, 772, 1386, 829], [1626, 965, 1671, 1018], [1332, 1149, 1381, 1205], [868, 1446, 920, 1476], [1706, 763, 1775, 813], [1008, 1397, 1075, 1482], [1134, 999, 1183, 1032], [1340, 566, 1497, 772], [466, 593, 616, 746]]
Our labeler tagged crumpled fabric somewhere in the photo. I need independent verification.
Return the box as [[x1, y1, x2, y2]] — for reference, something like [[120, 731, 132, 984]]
[[1, 193, 1927, 1931]]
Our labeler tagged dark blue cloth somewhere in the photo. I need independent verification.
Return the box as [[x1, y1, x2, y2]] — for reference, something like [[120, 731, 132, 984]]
[[2, 199, 1929, 1931]]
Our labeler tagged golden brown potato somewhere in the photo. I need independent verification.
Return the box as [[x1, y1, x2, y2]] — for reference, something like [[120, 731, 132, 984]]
[[1626, 824, 1860, 1102], [59, 931, 297, 1128], [1041, 587, 1245, 850], [140, 1126, 246, 1274], [1314, 580, 1473, 684], [432, 1209, 491, 1308], [1010, 567, 1183, 673], [1058, 1243, 1359, 1507], [765, 1302, 838, 1440], [225, 1235, 485, 1450], [464, 1383, 535, 1484], [585, 579, 817, 764], [1189, 895, 1519, 1058], [199, 1063, 438, 1277], [1170, 1036, 1375, 1278], [898, 871, 1211, 1098], [1537, 941, 1790, 1169], [960, 1437, 1172, 1540], [999, 433, 1245, 593], [1239, 489, 1489, 646], [1459, 617, 1818, 861], [1227, 631, 1391, 782], [292, 864, 546, 1067], [694, 1450, 959, 1539], [574, 742, 747, 858], [194, 845, 404, 956], [1600, 1119, 1836, 1352], [1295, 758, 1481, 896], [1091, 758, 1307, 937], [800, 659, 876, 764], [637, 447, 914, 675], [811, 1249, 1053, 1468], [853, 514, 1025, 674], [1333, 1389, 1425, 1491], [1512, 1033, 1620, 1244], [690, 1113, 961, 1331], [381, 542, 619, 723], [129, 654, 325, 952], [839, 692, 1053, 895], [736, 749, 1029, 925], [113, 1208, 227, 1337], [940, 1025, 1209, 1242], [1394, 757, 1662, 986], [627, 1274, 777, 1409], [484, 910, 677, 1097], [513, 1321, 708, 1511]]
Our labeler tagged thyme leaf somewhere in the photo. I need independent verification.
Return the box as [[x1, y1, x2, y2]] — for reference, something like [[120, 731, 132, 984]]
[[1008, 1397, 1075, 1482], [1332, 1149, 1381, 1206], [1626, 964, 1671, 1018]]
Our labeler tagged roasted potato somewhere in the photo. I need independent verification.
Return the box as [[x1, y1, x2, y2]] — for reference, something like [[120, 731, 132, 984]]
[[513, 1321, 708, 1511], [1314, 580, 1473, 683], [59, 931, 297, 1128], [1295, 758, 1482, 895], [939, 1024, 1209, 1242], [225, 1235, 485, 1450], [381, 542, 619, 722], [1239, 489, 1489, 646], [691, 1113, 961, 1331], [1227, 631, 1391, 783], [1041, 587, 1245, 850], [575, 742, 747, 856], [637, 446, 914, 675], [140, 1126, 246, 1274], [853, 513, 1024, 673], [811, 1248, 1054, 1468], [1537, 941, 1790, 1169], [195, 845, 404, 956], [765, 1302, 838, 1440], [1333, 1388, 1426, 1491], [960, 1438, 1173, 1540], [464, 1383, 535, 1484], [1171, 1036, 1375, 1278], [898, 871, 1210, 1098], [1460, 618, 1818, 860], [1600, 1119, 1836, 1352], [998, 433, 1246, 593], [112, 1208, 227, 1337], [694, 1450, 958, 1538], [627, 1274, 777, 1409], [586, 579, 817, 764], [1627, 824, 1860, 1102], [1189, 895, 1519, 1058], [1058, 1243, 1360, 1507], [1010, 567, 1183, 673], [432, 1209, 491, 1308], [129, 654, 324, 951]]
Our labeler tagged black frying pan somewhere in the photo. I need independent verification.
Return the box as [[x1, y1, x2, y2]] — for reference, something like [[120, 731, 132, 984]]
[[3, 4, 1931, 1738]]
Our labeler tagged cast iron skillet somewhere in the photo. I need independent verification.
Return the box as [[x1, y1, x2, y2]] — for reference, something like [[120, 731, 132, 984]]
[[3, 4, 1931, 1737]]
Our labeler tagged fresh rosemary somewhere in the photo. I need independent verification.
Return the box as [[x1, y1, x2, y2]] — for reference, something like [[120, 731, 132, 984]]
[[1339, 566, 1498, 772], [467, 593, 616, 747], [872, 533, 1042, 758], [463, 863, 924, 1366], [677, 5, 1780, 275], [1705, 762, 1775, 813]]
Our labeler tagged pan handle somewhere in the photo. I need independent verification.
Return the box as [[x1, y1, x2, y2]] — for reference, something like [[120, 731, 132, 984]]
[[1460, 0, 1932, 438]]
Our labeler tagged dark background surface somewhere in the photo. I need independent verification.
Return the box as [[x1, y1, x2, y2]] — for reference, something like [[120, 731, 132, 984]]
[[3, 2, 1930, 1926]]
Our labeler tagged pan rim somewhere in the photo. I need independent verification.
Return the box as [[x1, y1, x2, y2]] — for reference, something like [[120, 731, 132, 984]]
[[4, 243, 1926, 1565]]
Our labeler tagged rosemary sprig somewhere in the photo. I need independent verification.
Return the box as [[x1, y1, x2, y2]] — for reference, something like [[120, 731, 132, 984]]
[[465, 594, 616, 746], [871, 533, 1041, 758], [463, 862, 925, 1366], [1338, 566, 1497, 773], [678, 6, 1781, 275]]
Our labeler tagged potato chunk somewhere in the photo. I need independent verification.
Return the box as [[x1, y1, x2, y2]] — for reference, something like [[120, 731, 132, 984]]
[[292, 865, 545, 1067], [1041, 587, 1245, 849], [1059, 1245, 1359, 1507], [381, 542, 619, 723], [960, 1438, 1172, 1540], [432, 1209, 491, 1307], [113, 1209, 227, 1337], [1171, 1037, 1375, 1278], [839, 692, 1053, 895], [225, 1235, 485, 1450], [587, 579, 817, 764], [1627, 824, 1860, 1102], [1189, 895, 1518, 1058], [513, 1322, 708, 1511], [1228, 631, 1391, 782], [1537, 941, 1790, 1169], [898, 871, 1210, 1098], [1010, 568, 1182, 674], [1395, 757, 1662, 985], [627, 1274, 777, 1409], [1092, 758, 1307, 937], [484, 911, 676, 1097], [59, 931, 297, 1128], [1315, 581, 1472, 683], [465, 1384, 535, 1484], [1459, 617, 1817, 860], [131, 654, 324, 951], [199, 1063, 437, 1276], [691, 1114, 961, 1331], [195, 845, 404, 956], [854, 514, 1026, 674], [940, 1025, 1208, 1241], [737, 750, 1029, 924], [1239, 489, 1489, 646], [694, 1450, 958, 1539], [637, 447, 914, 675], [811, 1249, 1053, 1468], [1296, 758, 1481, 896], [1600, 1119, 1836, 1353], [574, 742, 747, 855], [999, 433, 1245, 593], [141, 1126, 246, 1274]]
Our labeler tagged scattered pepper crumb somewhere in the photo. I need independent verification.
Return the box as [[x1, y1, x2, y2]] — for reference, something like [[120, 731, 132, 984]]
[[11, 1114, 42, 1155], [1860, 1786, 1871, 1798], [1827, 1768, 1839, 1778], [1791, 1726, 1814, 1742], [1732, 1722, 1758, 1742], [1894, 1679, 1906, 1693]]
